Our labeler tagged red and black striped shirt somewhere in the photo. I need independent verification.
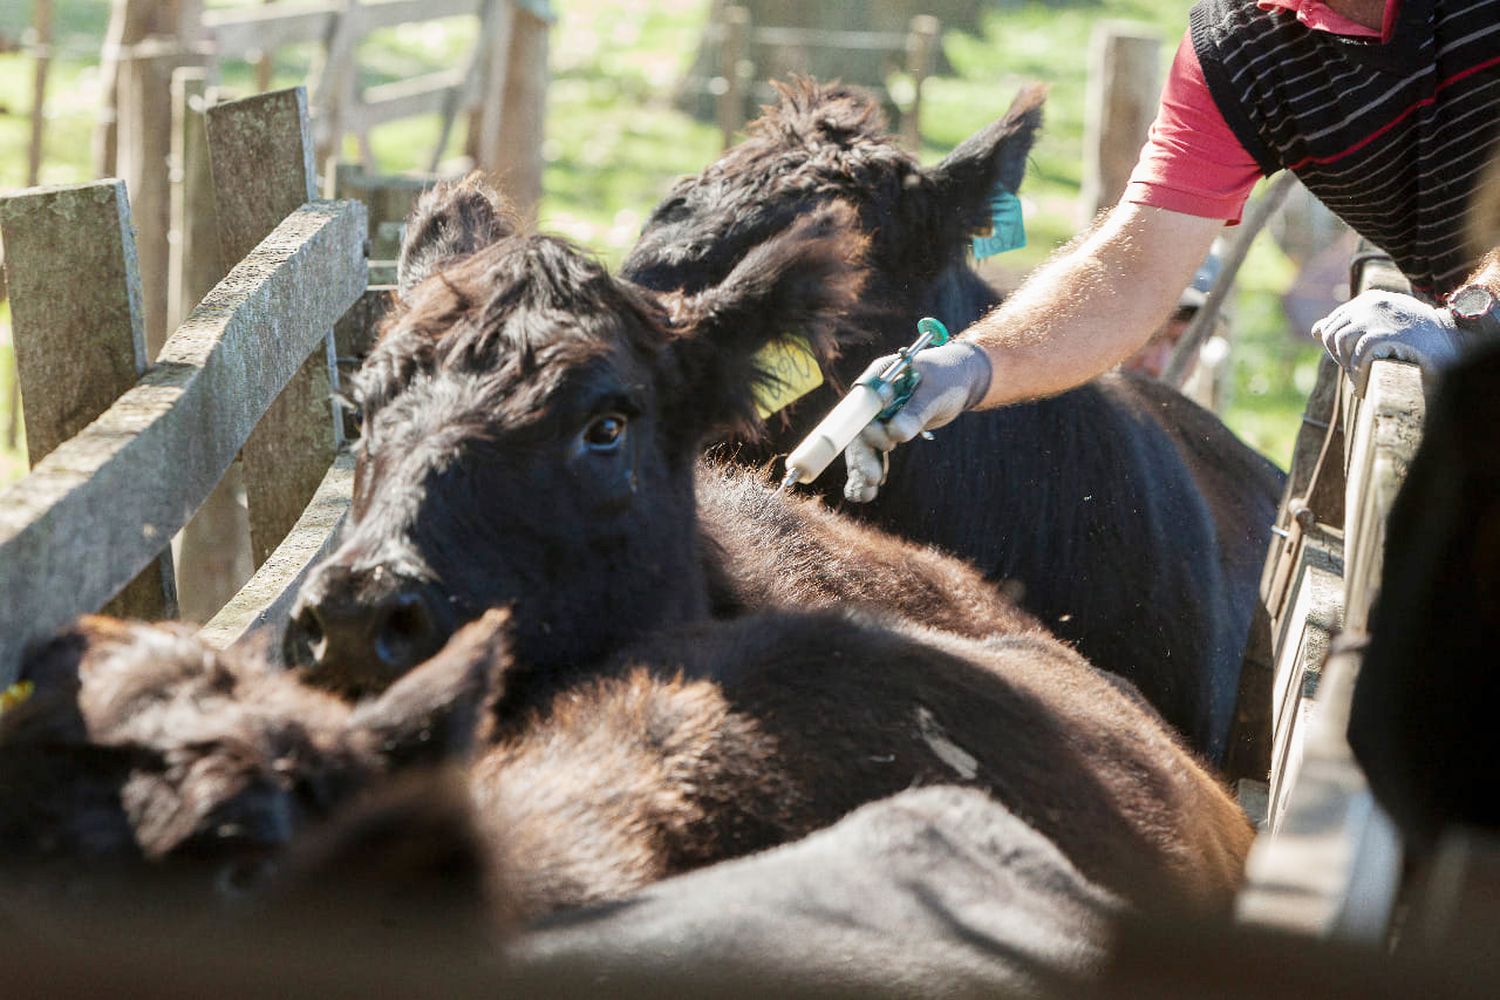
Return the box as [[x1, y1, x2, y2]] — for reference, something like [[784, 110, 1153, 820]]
[[1190, 0, 1500, 295]]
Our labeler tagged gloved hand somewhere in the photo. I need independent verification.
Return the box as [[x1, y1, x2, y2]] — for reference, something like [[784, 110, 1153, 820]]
[[843, 340, 992, 503], [1313, 290, 1468, 393]]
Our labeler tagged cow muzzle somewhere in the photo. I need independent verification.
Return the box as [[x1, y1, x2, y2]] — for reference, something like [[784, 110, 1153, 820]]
[[284, 563, 454, 697]]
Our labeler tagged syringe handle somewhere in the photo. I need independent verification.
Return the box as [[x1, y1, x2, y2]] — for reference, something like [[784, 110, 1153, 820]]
[[782, 383, 886, 485]]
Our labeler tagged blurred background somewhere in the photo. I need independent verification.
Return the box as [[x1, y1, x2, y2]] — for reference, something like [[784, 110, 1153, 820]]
[[0, 0, 1339, 488]]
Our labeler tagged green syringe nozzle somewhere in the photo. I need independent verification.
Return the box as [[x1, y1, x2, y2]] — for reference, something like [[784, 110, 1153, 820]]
[[916, 317, 950, 346]]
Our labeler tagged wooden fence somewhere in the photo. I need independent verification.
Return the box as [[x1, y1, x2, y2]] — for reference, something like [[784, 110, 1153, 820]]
[[0, 87, 373, 683], [92, 0, 548, 354], [37, 0, 549, 617], [1233, 256, 1421, 940], [700, 5, 942, 148]]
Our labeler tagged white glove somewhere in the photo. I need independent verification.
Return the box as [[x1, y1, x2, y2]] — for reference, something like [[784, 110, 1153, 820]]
[[1313, 290, 1468, 393], [842, 340, 992, 503]]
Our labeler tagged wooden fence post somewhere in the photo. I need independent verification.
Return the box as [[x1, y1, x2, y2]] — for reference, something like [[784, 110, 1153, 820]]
[[716, 5, 751, 150], [311, 0, 361, 168], [26, 0, 53, 188], [94, 0, 199, 179], [474, 1, 551, 222], [170, 69, 255, 622], [899, 14, 939, 149], [470, 0, 517, 179], [205, 87, 348, 568], [1080, 22, 1160, 222], [0, 181, 177, 619], [117, 36, 196, 356]]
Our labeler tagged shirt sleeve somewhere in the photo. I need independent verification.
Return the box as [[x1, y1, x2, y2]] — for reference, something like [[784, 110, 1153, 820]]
[[1123, 31, 1265, 224]]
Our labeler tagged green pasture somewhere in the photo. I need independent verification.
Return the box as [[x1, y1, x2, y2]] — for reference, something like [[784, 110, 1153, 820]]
[[0, 0, 1320, 489]]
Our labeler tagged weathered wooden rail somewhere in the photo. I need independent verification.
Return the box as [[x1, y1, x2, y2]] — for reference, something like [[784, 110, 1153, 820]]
[[0, 87, 372, 684], [1235, 256, 1421, 940]]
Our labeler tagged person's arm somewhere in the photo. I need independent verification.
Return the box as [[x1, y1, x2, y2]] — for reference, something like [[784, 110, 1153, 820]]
[[841, 205, 1223, 502], [966, 203, 1226, 406]]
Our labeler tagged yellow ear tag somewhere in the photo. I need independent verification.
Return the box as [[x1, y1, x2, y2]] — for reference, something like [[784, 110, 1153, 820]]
[[0, 681, 35, 716], [752, 335, 824, 419]]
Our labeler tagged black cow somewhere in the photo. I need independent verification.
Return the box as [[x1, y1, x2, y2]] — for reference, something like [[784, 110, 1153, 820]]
[[279, 185, 1253, 910], [623, 80, 1285, 761]]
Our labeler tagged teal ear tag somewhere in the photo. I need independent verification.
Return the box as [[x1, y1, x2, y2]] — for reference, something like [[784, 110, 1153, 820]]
[[971, 188, 1026, 261]]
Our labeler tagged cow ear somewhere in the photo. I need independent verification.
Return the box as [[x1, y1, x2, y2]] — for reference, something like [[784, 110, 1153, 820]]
[[912, 84, 1045, 249], [656, 202, 868, 441], [396, 174, 515, 298], [3, 616, 131, 746], [349, 609, 511, 769]]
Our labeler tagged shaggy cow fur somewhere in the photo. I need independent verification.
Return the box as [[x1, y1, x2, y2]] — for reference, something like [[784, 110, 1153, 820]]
[[9, 609, 1250, 920], [0, 614, 500, 900], [480, 610, 1252, 916]]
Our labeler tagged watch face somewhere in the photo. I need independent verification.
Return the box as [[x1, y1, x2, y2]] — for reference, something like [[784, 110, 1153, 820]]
[[1451, 284, 1497, 320]]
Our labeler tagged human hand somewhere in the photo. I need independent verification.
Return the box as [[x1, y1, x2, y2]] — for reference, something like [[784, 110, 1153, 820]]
[[842, 340, 992, 503], [1313, 290, 1467, 393]]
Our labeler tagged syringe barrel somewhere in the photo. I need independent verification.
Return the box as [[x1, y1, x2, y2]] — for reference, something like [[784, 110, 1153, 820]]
[[783, 383, 885, 484]]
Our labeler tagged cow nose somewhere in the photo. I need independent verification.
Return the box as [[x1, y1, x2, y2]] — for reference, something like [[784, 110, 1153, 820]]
[[284, 569, 449, 696]]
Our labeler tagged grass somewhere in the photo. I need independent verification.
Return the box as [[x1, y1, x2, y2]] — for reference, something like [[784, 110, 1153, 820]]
[[0, 0, 1321, 487]]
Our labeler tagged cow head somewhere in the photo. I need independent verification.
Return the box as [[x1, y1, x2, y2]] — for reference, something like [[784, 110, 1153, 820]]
[[0, 612, 507, 899], [284, 179, 865, 695], [623, 79, 1044, 349]]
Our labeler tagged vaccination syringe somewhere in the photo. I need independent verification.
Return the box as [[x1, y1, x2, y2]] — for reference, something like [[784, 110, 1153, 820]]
[[779, 317, 951, 491]]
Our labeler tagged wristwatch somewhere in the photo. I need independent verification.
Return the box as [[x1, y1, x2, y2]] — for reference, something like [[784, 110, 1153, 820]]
[[1447, 283, 1500, 337]]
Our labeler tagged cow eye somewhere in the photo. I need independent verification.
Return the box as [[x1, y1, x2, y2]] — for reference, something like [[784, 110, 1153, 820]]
[[583, 413, 627, 452]]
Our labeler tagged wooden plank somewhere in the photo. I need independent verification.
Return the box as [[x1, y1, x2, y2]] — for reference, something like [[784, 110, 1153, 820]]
[[206, 87, 349, 568], [746, 26, 909, 50], [897, 14, 939, 149], [117, 36, 196, 356], [25, 0, 53, 187], [332, 286, 395, 437], [204, 0, 481, 59], [1, 182, 146, 463], [483, 5, 549, 220], [433, 0, 506, 169], [332, 284, 395, 362], [171, 70, 255, 623], [168, 71, 224, 331], [202, 3, 341, 59], [1258, 354, 1344, 631], [1081, 22, 1160, 220], [347, 69, 466, 132], [1266, 527, 1344, 827], [199, 450, 354, 651], [714, 6, 750, 150], [468, 0, 516, 165], [0, 179, 176, 621], [1342, 359, 1424, 636], [0, 200, 366, 684], [1238, 646, 1402, 942], [311, 0, 361, 165], [207, 89, 320, 264], [332, 165, 433, 258], [359, 0, 482, 31]]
